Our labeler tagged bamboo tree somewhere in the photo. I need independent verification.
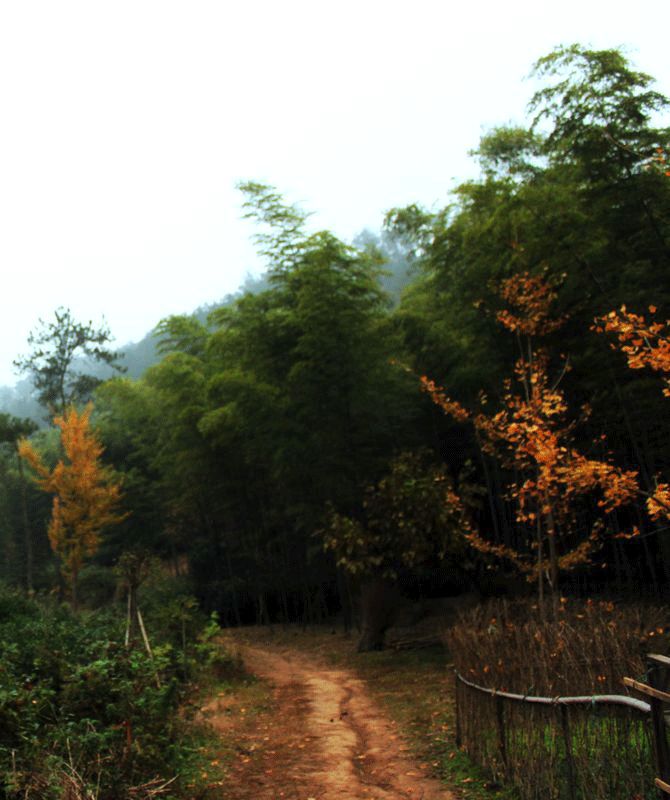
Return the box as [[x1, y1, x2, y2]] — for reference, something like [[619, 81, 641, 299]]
[[0, 414, 38, 591]]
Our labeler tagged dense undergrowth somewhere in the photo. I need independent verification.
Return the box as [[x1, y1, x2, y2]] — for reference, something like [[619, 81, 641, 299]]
[[0, 580, 236, 800]]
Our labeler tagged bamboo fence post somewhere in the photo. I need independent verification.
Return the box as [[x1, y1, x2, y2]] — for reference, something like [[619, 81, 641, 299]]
[[495, 693, 507, 771], [559, 704, 577, 800], [648, 655, 670, 796], [455, 671, 462, 748]]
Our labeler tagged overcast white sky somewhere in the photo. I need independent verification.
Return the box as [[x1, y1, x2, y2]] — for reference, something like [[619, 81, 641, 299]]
[[0, 0, 668, 386]]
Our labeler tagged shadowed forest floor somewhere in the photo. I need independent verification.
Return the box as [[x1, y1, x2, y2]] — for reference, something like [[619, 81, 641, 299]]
[[193, 626, 513, 800]]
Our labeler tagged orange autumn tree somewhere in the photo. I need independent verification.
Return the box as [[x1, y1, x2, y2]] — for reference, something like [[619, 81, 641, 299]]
[[422, 272, 638, 601], [595, 304, 670, 522], [19, 404, 127, 609]]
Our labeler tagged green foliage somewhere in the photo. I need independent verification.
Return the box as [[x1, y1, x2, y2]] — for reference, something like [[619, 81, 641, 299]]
[[237, 180, 311, 271], [0, 413, 38, 445], [76, 563, 118, 607], [474, 126, 545, 179], [324, 451, 469, 579], [14, 307, 125, 416], [154, 314, 209, 358], [90, 183, 423, 620], [383, 203, 437, 257], [529, 44, 668, 173], [0, 582, 232, 799]]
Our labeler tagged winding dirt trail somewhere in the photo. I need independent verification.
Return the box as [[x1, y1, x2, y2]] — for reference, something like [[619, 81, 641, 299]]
[[201, 636, 453, 800]]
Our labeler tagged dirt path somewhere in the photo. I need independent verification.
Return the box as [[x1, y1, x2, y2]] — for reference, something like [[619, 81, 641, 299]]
[[200, 637, 453, 800]]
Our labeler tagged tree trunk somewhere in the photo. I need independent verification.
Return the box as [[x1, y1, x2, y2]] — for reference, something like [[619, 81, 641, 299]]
[[225, 549, 242, 626], [71, 567, 79, 612], [536, 514, 545, 620], [357, 577, 400, 652], [17, 453, 33, 594], [476, 432, 501, 544], [544, 502, 559, 600], [336, 568, 353, 634], [126, 582, 141, 646]]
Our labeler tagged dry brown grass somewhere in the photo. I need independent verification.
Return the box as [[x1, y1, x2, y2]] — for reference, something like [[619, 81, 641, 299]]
[[447, 597, 668, 695]]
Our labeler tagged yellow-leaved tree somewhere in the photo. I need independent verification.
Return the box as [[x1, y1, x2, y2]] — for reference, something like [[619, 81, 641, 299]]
[[19, 404, 127, 609]]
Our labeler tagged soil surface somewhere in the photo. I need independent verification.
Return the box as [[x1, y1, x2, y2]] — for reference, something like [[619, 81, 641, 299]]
[[200, 634, 454, 800]]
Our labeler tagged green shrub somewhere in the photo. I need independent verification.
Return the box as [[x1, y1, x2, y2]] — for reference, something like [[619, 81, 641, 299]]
[[76, 564, 118, 608], [0, 582, 229, 799]]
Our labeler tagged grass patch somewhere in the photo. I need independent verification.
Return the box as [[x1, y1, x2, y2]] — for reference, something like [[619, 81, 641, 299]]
[[347, 645, 519, 800], [174, 671, 273, 797]]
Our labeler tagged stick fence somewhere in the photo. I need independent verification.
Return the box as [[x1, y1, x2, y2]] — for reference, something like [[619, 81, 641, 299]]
[[455, 653, 670, 800]]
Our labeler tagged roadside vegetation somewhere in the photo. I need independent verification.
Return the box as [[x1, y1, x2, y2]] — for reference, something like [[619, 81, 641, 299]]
[[0, 582, 238, 799]]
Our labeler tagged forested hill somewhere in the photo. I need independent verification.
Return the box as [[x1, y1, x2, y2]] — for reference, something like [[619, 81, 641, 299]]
[[114, 231, 412, 380], [0, 230, 412, 425]]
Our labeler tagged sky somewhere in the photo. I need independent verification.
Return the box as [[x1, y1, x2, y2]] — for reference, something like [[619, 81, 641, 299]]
[[0, 0, 668, 386]]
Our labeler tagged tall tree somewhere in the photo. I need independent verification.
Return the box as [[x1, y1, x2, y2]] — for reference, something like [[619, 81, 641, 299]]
[[114, 184, 421, 622], [0, 414, 38, 591], [14, 307, 125, 416], [324, 450, 470, 650], [422, 273, 639, 601]]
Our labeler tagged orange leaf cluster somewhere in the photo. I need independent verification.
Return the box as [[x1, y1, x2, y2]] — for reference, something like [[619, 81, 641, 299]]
[[648, 483, 670, 522], [464, 529, 602, 578], [495, 272, 565, 337], [422, 273, 639, 580], [463, 531, 531, 573], [19, 405, 127, 590], [419, 376, 470, 422], [594, 305, 670, 397], [556, 533, 601, 571], [647, 146, 670, 177], [595, 304, 670, 523], [473, 355, 637, 549]]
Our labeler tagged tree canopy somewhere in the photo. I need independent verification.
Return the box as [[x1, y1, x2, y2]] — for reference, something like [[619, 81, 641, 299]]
[[14, 307, 125, 417]]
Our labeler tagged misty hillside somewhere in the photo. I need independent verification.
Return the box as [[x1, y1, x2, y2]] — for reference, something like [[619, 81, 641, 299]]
[[0, 233, 412, 424]]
